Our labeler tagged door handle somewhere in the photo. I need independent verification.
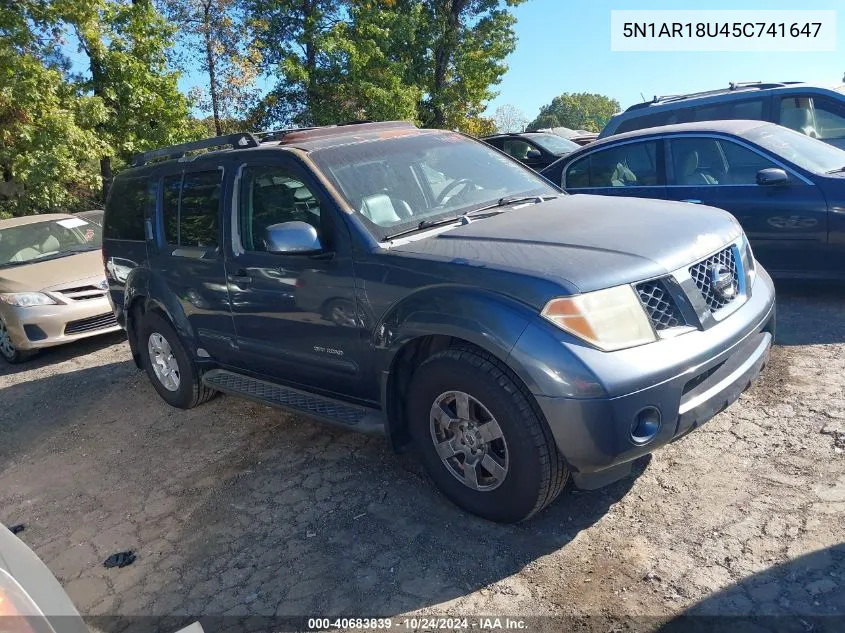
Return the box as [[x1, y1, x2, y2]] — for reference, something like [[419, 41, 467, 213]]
[[681, 199, 703, 204], [227, 272, 252, 286]]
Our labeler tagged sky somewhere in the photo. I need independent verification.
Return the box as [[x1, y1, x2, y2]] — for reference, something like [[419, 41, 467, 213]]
[[486, 0, 844, 120]]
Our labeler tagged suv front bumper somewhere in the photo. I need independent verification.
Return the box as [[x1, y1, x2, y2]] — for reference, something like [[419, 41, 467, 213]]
[[519, 268, 776, 488]]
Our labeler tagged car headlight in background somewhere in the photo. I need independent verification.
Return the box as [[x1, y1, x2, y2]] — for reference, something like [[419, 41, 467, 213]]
[[540, 285, 656, 352], [0, 568, 56, 632], [0, 293, 57, 307]]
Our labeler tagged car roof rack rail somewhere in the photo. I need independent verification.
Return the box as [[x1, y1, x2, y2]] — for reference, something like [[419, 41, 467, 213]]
[[626, 81, 800, 112], [131, 132, 260, 166], [254, 128, 317, 143]]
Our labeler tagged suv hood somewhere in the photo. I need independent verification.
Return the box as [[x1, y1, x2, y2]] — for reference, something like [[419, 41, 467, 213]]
[[0, 249, 105, 293], [389, 194, 742, 293]]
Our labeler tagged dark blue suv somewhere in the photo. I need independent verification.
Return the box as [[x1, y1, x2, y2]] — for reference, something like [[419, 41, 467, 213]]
[[542, 120, 845, 279], [103, 122, 775, 522]]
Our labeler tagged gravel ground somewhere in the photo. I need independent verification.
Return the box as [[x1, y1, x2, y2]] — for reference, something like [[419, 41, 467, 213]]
[[1, 283, 843, 633]]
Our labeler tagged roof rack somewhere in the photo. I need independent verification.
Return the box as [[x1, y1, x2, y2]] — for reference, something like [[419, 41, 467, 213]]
[[626, 81, 800, 112], [131, 132, 260, 166]]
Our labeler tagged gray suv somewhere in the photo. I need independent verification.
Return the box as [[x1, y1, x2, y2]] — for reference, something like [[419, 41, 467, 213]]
[[601, 82, 845, 149]]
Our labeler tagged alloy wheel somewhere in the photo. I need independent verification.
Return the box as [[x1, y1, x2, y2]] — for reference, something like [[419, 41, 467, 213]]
[[429, 390, 509, 491], [147, 333, 180, 392]]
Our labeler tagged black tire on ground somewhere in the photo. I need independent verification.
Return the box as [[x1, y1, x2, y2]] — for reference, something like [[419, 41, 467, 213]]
[[138, 311, 216, 409], [407, 345, 568, 523]]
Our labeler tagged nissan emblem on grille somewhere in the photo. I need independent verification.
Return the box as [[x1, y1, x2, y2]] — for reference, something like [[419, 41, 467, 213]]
[[709, 264, 736, 301]]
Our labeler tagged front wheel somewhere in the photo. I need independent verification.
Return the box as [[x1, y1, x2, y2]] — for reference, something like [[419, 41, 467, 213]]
[[407, 346, 568, 523], [0, 316, 36, 364], [138, 312, 216, 409]]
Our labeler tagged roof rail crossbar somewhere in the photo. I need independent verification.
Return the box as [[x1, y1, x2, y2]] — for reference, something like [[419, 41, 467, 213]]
[[253, 128, 316, 143], [132, 132, 260, 166]]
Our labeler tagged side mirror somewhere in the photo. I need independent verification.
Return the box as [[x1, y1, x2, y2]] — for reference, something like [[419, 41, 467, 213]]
[[526, 149, 542, 159], [757, 168, 789, 186], [264, 221, 322, 254]]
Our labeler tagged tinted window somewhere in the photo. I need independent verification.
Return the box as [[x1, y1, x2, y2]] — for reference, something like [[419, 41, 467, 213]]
[[502, 139, 534, 160], [563, 155, 590, 188], [104, 177, 151, 240], [813, 96, 845, 141], [162, 174, 181, 244], [179, 171, 220, 247], [566, 141, 658, 188], [239, 166, 321, 252], [668, 137, 776, 185], [693, 99, 764, 122], [615, 108, 692, 134], [161, 171, 221, 248]]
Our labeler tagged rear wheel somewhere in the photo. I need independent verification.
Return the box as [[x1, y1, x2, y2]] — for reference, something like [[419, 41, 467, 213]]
[[0, 317, 36, 364], [407, 346, 568, 523], [139, 312, 215, 409]]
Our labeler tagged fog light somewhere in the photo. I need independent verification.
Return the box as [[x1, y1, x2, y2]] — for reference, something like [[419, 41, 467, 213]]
[[631, 407, 661, 444]]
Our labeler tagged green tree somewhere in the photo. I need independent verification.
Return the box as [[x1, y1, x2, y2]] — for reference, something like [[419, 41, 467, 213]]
[[528, 92, 621, 133], [0, 0, 108, 217], [58, 0, 201, 195], [159, 0, 261, 136]]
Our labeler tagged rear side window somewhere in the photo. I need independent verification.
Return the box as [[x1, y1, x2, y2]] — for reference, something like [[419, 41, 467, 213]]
[[161, 170, 221, 248], [564, 141, 659, 188], [104, 177, 153, 240], [693, 99, 764, 122]]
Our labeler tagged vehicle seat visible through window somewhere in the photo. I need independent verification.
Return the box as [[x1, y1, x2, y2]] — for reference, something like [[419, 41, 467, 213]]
[[679, 150, 718, 185], [359, 194, 412, 226]]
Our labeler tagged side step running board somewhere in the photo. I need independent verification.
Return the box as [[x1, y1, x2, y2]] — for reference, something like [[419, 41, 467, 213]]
[[202, 369, 385, 435]]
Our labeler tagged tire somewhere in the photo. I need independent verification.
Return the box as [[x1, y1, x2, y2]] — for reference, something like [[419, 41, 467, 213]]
[[0, 316, 36, 364], [407, 346, 568, 523], [138, 312, 216, 409]]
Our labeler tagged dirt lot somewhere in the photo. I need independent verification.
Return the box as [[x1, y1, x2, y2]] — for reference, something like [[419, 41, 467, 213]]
[[1, 283, 844, 632]]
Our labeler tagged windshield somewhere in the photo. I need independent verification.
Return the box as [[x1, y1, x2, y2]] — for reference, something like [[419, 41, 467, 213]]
[[0, 218, 99, 268], [309, 131, 558, 240], [528, 133, 580, 156], [746, 124, 845, 175]]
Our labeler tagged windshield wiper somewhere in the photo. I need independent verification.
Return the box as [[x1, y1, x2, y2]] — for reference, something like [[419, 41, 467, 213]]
[[825, 166, 845, 174], [383, 195, 558, 241], [470, 194, 558, 215]]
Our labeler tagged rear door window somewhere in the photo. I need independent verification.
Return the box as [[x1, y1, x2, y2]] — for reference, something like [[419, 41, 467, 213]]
[[565, 141, 659, 188], [104, 177, 152, 241], [160, 170, 221, 248], [777, 94, 845, 141]]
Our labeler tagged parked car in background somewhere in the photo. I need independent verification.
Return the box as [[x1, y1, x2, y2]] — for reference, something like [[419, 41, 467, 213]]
[[104, 122, 774, 523], [74, 208, 105, 243], [0, 214, 119, 363], [601, 81, 845, 149], [542, 120, 845, 279], [481, 132, 580, 170], [535, 126, 599, 146]]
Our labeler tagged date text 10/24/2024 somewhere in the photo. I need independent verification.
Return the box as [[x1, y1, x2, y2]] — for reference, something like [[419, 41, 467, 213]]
[[307, 618, 528, 630]]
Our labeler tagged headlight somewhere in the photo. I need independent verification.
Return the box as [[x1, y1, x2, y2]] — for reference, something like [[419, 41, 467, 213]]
[[541, 285, 656, 352], [0, 568, 56, 631], [744, 236, 756, 282], [0, 293, 57, 307]]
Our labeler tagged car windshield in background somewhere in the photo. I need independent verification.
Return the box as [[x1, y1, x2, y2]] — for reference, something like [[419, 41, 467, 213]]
[[529, 133, 580, 155], [309, 131, 558, 240], [0, 219, 98, 268], [747, 125, 845, 175]]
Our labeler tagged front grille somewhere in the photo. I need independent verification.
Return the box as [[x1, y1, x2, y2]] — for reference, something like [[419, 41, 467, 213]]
[[636, 279, 685, 331], [64, 312, 117, 335], [55, 285, 107, 301], [689, 247, 739, 312]]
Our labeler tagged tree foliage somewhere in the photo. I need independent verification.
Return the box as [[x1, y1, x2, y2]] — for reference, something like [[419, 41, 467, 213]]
[[492, 104, 527, 133], [529, 92, 621, 133], [248, 0, 525, 129], [0, 0, 107, 217], [159, 0, 261, 135]]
